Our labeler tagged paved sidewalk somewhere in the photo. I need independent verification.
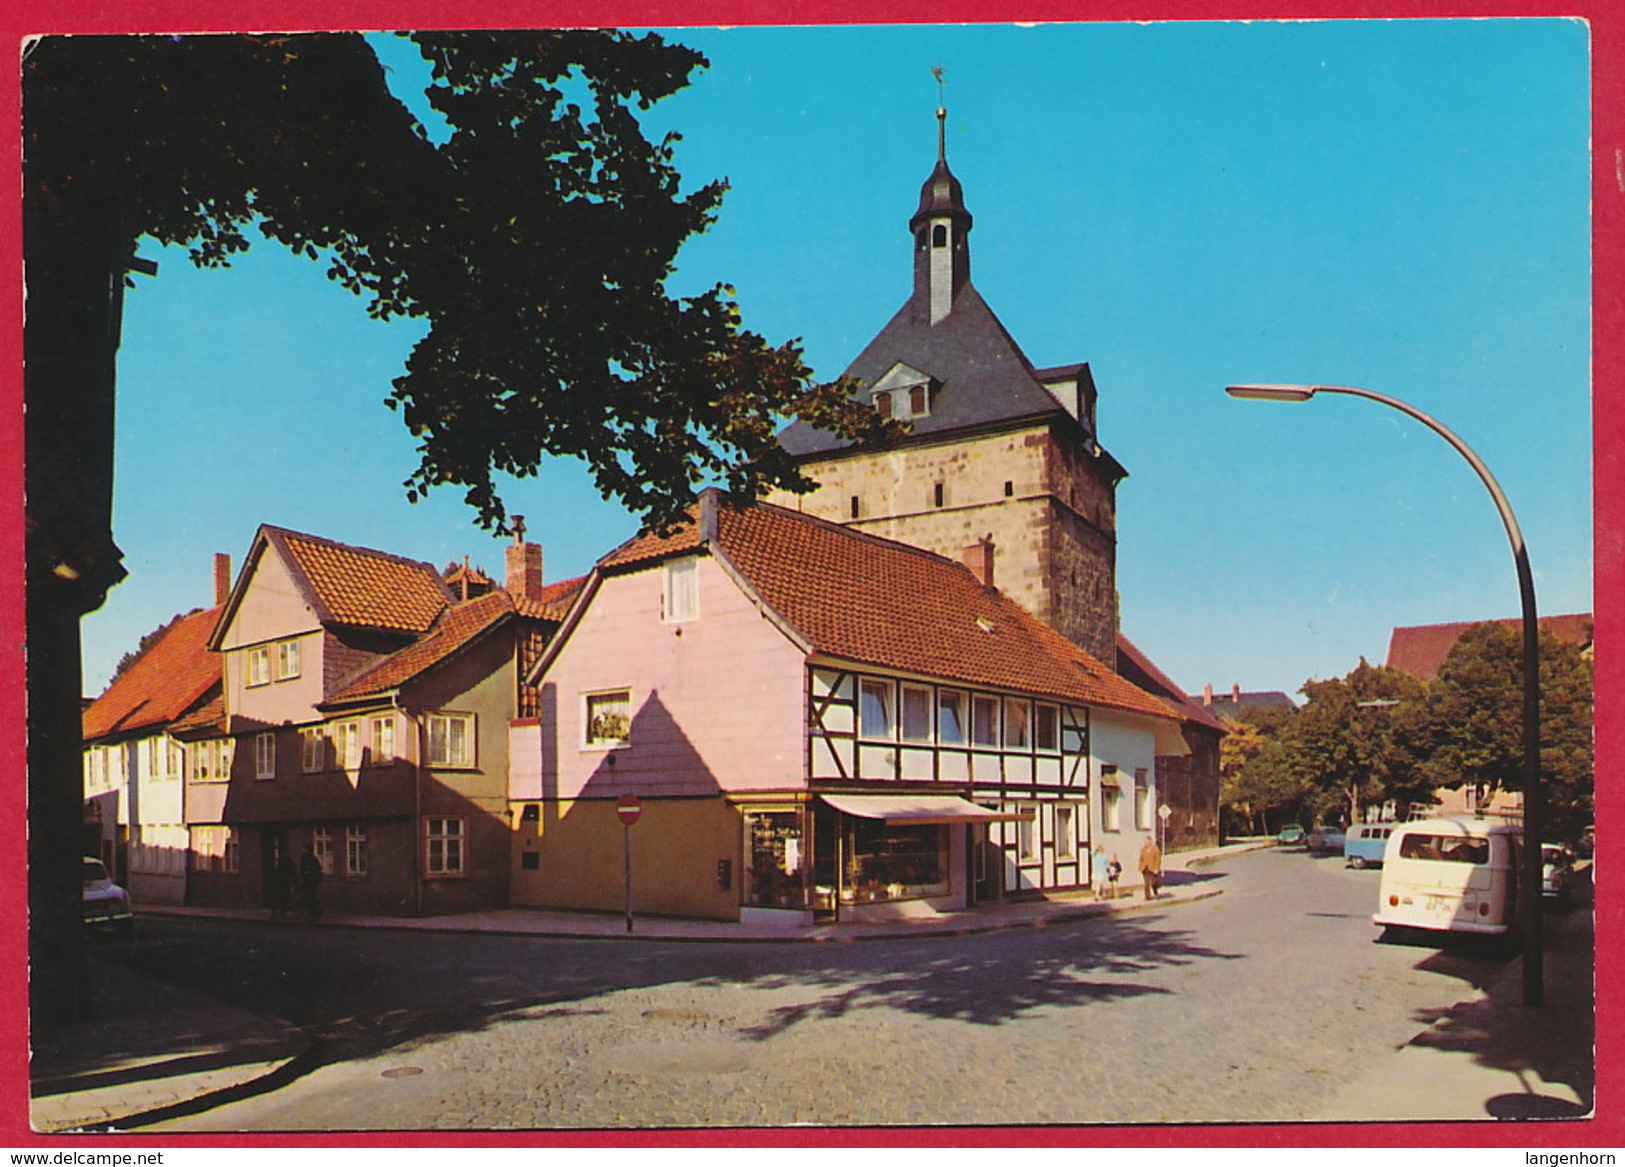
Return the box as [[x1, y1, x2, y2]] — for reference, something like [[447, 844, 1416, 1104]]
[[1316, 889, 1595, 1122], [29, 843, 1244, 1133]]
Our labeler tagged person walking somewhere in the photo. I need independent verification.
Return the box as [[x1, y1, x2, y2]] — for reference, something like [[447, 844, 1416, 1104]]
[[269, 848, 296, 922], [1139, 836, 1163, 900], [1091, 846, 1111, 901], [299, 843, 324, 922]]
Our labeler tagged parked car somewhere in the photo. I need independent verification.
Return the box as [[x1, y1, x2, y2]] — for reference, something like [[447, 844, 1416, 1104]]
[[1277, 823, 1306, 846], [1306, 825, 1347, 854], [1345, 823, 1395, 869], [1542, 844, 1576, 902], [82, 857, 133, 933]]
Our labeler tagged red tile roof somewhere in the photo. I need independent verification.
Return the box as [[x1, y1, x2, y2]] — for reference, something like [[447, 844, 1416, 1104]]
[[514, 575, 586, 622], [603, 495, 1177, 721], [329, 590, 515, 702], [83, 608, 222, 741], [1386, 613, 1593, 680], [269, 527, 451, 634]]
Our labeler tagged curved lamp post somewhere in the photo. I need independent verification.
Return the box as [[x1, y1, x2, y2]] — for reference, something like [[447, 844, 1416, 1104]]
[[1226, 383, 1542, 1007]]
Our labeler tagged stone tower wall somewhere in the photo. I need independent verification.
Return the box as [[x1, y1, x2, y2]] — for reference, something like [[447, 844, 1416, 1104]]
[[770, 421, 1119, 663]]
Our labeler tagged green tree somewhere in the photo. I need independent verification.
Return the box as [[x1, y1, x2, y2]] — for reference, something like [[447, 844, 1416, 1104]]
[[23, 29, 896, 1024], [1244, 662, 1424, 827], [1411, 623, 1593, 841]]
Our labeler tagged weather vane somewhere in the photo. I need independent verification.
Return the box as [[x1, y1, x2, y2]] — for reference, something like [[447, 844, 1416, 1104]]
[[931, 64, 947, 111]]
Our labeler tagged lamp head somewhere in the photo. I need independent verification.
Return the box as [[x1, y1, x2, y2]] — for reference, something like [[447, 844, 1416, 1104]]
[[1225, 384, 1318, 402]]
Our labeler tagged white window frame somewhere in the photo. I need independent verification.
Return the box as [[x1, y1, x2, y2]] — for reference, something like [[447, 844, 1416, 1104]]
[[1016, 807, 1037, 862], [900, 684, 934, 744], [247, 646, 271, 688], [345, 824, 369, 877], [370, 715, 396, 763], [1004, 698, 1032, 750], [426, 817, 466, 876], [971, 694, 999, 748], [275, 638, 301, 681], [426, 712, 476, 768], [1055, 805, 1076, 860], [583, 689, 632, 749], [254, 732, 276, 780], [312, 827, 335, 877], [858, 678, 896, 741], [301, 727, 329, 774], [334, 720, 361, 770], [663, 555, 700, 623], [937, 689, 966, 746], [1134, 769, 1152, 830], [1103, 781, 1123, 833]]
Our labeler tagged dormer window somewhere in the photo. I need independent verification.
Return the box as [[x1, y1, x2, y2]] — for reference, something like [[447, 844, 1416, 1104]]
[[875, 392, 893, 420]]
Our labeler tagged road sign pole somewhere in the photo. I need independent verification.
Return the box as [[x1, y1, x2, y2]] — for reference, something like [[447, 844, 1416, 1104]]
[[624, 822, 634, 933]]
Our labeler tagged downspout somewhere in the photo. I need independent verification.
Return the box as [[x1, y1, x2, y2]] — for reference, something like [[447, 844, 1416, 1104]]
[[409, 697, 423, 918]]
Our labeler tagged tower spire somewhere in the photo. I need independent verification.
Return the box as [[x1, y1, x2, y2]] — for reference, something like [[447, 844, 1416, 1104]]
[[912, 66, 972, 325]]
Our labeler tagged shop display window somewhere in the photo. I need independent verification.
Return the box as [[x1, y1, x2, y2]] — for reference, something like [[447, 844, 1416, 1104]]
[[840, 818, 949, 903], [745, 810, 806, 908]]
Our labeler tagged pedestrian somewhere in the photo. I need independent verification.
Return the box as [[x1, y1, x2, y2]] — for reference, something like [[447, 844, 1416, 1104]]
[[1091, 846, 1111, 901], [1106, 853, 1122, 899], [1139, 835, 1163, 900], [270, 849, 296, 922], [299, 843, 324, 922]]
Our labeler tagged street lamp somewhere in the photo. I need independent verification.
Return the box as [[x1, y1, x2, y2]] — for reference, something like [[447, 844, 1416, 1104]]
[[1226, 382, 1543, 1007]]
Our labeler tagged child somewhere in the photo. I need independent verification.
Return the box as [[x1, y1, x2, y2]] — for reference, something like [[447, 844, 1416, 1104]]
[[1091, 847, 1110, 900], [1106, 854, 1123, 899]]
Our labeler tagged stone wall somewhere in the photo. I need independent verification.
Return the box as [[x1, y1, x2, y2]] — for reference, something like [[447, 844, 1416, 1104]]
[[774, 421, 1120, 663]]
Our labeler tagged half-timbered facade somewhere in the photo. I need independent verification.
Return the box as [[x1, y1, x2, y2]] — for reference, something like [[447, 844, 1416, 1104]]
[[511, 491, 1183, 923]]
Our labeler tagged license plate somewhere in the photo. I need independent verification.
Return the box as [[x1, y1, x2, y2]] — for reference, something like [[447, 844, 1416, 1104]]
[[1426, 895, 1450, 913]]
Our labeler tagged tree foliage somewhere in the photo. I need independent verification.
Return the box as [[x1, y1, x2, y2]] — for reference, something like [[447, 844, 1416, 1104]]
[[24, 31, 896, 535]]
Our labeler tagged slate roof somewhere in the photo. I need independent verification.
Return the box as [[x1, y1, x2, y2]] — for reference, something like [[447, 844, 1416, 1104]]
[[778, 285, 1074, 457], [83, 607, 222, 741], [1116, 635, 1228, 734], [600, 495, 1178, 722], [1385, 614, 1594, 680], [265, 526, 452, 635]]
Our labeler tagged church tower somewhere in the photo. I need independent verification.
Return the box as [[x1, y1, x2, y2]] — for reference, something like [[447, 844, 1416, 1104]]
[[772, 104, 1127, 664]]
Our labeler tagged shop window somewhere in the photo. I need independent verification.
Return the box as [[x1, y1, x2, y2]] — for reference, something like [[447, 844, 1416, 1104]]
[[938, 690, 966, 745], [745, 810, 805, 908], [841, 817, 948, 903], [900, 685, 933, 743], [859, 678, 895, 740]]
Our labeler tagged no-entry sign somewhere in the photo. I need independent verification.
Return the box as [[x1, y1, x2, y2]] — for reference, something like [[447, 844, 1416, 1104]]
[[616, 793, 642, 826]]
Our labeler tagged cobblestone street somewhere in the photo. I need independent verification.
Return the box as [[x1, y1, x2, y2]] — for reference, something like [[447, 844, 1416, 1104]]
[[122, 850, 1576, 1131]]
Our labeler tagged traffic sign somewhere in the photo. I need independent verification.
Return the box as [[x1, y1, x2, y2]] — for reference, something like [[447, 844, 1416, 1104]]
[[1157, 803, 1173, 821], [617, 792, 642, 826]]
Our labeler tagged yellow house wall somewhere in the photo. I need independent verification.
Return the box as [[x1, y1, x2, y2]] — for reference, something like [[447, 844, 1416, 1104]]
[[510, 795, 742, 920]]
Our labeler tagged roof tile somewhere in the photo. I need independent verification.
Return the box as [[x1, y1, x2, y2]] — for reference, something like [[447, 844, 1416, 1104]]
[[83, 608, 222, 740], [274, 528, 450, 634]]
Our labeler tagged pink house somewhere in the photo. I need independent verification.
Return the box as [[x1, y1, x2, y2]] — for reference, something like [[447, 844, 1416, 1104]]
[[509, 491, 1185, 923]]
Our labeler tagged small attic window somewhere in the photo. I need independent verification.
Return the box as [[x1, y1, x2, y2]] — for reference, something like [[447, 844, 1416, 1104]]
[[909, 384, 929, 417], [975, 616, 996, 634], [875, 392, 893, 420]]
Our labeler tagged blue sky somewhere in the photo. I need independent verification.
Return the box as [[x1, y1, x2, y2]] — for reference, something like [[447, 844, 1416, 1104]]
[[80, 18, 1593, 701]]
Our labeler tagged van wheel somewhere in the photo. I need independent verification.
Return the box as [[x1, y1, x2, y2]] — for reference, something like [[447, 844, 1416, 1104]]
[[1349, 856, 1367, 870]]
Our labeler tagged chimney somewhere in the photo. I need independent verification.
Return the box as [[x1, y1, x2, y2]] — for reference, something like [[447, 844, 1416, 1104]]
[[1232, 683, 1242, 705], [505, 515, 543, 601], [213, 553, 232, 607], [960, 535, 995, 588], [1202, 683, 1213, 707]]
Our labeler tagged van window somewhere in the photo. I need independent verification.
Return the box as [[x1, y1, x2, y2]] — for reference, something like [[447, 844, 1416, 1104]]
[[1398, 833, 1490, 864]]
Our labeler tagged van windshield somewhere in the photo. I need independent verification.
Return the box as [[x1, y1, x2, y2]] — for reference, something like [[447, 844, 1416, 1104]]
[[1398, 834, 1489, 864]]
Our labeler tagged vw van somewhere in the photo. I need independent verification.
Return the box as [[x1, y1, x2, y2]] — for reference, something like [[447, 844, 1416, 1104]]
[[1373, 816, 1523, 938]]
